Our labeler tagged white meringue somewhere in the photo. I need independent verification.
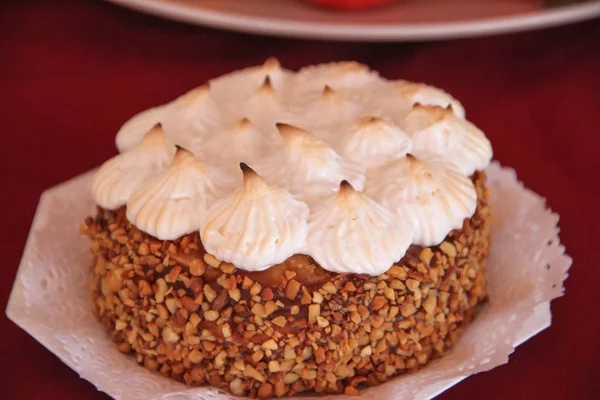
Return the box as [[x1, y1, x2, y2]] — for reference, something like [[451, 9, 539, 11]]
[[209, 58, 291, 116], [394, 80, 466, 119], [95, 60, 493, 275], [402, 104, 493, 175], [115, 86, 218, 153], [93, 124, 175, 210], [114, 105, 166, 153], [242, 76, 289, 134], [365, 154, 477, 247], [126, 148, 239, 240], [195, 118, 277, 173], [253, 123, 365, 204], [201, 164, 309, 271], [307, 181, 413, 275], [294, 61, 380, 92], [283, 85, 362, 144], [343, 116, 412, 168]]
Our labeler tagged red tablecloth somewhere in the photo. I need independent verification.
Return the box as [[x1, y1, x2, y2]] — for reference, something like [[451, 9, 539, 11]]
[[2, 1, 599, 399]]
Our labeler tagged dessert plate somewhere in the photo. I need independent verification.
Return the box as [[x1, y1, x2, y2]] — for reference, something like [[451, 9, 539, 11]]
[[103, 0, 600, 41]]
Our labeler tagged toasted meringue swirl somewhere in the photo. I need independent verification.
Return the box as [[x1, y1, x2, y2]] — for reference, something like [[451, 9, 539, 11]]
[[126, 148, 238, 240], [365, 154, 477, 246], [308, 181, 413, 275], [93, 124, 175, 210], [253, 123, 365, 204], [201, 165, 309, 271], [402, 104, 492, 175]]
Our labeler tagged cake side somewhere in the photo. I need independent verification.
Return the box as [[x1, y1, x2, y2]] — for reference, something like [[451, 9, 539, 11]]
[[82, 171, 491, 398]]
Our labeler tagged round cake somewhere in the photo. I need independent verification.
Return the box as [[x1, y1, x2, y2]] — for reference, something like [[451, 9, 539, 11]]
[[82, 60, 493, 398]]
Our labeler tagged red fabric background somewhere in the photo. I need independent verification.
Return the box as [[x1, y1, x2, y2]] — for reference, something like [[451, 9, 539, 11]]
[[1, 1, 599, 399]]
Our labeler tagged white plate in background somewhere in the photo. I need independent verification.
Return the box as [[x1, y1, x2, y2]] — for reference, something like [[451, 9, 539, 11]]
[[104, 0, 600, 41]]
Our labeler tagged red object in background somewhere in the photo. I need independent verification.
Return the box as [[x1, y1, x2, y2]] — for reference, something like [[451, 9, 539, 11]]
[[305, 0, 393, 11], [2, 1, 600, 400]]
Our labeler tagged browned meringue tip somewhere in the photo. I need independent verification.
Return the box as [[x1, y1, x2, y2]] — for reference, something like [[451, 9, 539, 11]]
[[338, 180, 357, 202], [143, 122, 166, 141], [357, 116, 382, 127], [412, 102, 453, 118], [322, 84, 336, 98], [259, 75, 274, 94], [240, 162, 256, 176], [173, 145, 194, 163], [340, 180, 355, 191], [236, 117, 252, 131], [276, 122, 306, 141], [263, 57, 281, 70], [149, 122, 163, 130]]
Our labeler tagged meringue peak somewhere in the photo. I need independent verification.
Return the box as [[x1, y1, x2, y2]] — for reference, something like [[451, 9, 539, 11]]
[[404, 103, 492, 175], [240, 163, 274, 193], [259, 75, 274, 94], [365, 155, 476, 246], [412, 103, 453, 121], [343, 116, 412, 169], [340, 179, 353, 191], [321, 85, 347, 106], [275, 123, 342, 162], [172, 146, 196, 165], [322, 84, 336, 98], [337, 180, 360, 206], [338, 178, 354, 194], [236, 117, 252, 130], [201, 165, 309, 271], [263, 57, 281, 70], [240, 162, 255, 175], [276, 122, 310, 143], [357, 116, 381, 126], [126, 148, 235, 240], [307, 178, 412, 275], [93, 123, 175, 210], [253, 124, 366, 203], [139, 123, 168, 148]]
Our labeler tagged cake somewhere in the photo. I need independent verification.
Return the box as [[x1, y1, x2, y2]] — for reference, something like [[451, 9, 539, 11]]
[[81, 60, 493, 398]]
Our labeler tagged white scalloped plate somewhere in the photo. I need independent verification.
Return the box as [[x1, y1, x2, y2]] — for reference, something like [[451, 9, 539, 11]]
[[103, 0, 600, 41]]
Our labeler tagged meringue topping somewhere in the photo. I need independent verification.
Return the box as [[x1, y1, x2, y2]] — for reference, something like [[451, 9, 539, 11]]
[[365, 154, 477, 246], [402, 104, 493, 175], [201, 164, 309, 271], [343, 116, 413, 168], [208, 59, 291, 114], [307, 181, 413, 275], [94, 60, 493, 275], [93, 124, 175, 210], [126, 147, 238, 240], [394, 80, 466, 119], [294, 61, 380, 91], [253, 123, 365, 203], [198, 118, 277, 172], [115, 86, 217, 153], [242, 76, 288, 133]]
